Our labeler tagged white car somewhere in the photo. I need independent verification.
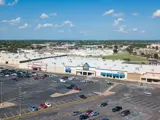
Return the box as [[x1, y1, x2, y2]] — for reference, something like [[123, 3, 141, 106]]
[[90, 111, 99, 117], [60, 79, 66, 82], [11, 73, 17, 76], [45, 102, 52, 107], [81, 80, 88, 83], [68, 77, 75, 81], [5, 74, 10, 77], [59, 76, 68, 82], [144, 91, 152, 96]]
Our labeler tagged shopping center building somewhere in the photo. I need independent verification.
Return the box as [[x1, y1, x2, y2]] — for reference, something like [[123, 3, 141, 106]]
[[17, 55, 160, 84], [0, 51, 159, 84]]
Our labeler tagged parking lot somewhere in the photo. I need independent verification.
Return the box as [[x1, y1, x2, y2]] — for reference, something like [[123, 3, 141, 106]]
[[0, 69, 160, 120], [0, 69, 111, 120], [16, 82, 160, 120]]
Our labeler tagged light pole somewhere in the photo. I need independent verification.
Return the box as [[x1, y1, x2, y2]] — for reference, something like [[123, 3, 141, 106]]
[[0, 81, 3, 106], [19, 86, 22, 116]]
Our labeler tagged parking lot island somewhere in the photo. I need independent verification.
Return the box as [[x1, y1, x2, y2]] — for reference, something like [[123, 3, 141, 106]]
[[0, 102, 16, 108], [50, 90, 81, 98]]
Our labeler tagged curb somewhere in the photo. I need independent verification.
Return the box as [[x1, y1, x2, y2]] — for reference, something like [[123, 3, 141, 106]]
[[4, 95, 99, 120]]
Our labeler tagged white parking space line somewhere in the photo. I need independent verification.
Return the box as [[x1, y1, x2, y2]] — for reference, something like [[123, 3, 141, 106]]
[[23, 109, 26, 114], [56, 102, 62, 105], [4, 113, 8, 118], [10, 112, 14, 117], [16, 110, 21, 115], [51, 102, 57, 105], [28, 108, 32, 112]]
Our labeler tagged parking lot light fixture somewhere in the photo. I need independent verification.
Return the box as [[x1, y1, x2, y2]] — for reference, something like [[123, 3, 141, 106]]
[[0, 81, 3, 106], [19, 86, 22, 116]]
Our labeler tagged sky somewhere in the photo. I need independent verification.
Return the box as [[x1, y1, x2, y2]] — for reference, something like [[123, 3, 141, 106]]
[[0, 0, 160, 40]]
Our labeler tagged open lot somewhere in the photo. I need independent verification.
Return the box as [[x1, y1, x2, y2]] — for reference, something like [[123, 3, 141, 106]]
[[0, 70, 110, 120], [15, 82, 160, 120], [0, 69, 160, 120]]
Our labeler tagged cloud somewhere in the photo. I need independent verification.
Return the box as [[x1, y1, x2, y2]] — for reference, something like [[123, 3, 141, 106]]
[[40, 13, 48, 19], [113, 18, 124, 26], [63, 20, 75, 27], [152, 9, 160, 18], [0, 0, 5, 5], [0, 0, 19, 6], [114, 25, 128, 33], [36, 23, 54, 29], [132, 28, 138, 32], [132, 12, 139, 16], [140, 30, 145, 33], [54, 24, 63, 28], [1, 17, 20, 25], [50, 13, 57, 16], [103, 9, 114, 16], [113, 13, 124, 17], [8, 0, 19, 6], [19, 23, 29, 29]]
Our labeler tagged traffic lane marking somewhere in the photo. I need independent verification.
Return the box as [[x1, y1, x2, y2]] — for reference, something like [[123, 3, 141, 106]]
[[4, 95, 99, 120]]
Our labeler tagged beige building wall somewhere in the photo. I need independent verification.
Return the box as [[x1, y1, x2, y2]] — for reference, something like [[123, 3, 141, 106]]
[[127, 73, 141, 81], [47, 66, 65, 73]]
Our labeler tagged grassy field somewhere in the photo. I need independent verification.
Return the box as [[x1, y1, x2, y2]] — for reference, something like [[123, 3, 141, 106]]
[[91, 53, 147, 62]]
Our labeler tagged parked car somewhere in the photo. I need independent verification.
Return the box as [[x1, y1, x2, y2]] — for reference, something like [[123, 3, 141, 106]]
[[72, 111, 81, 116], [34, 77, 38, 80], [32, 72, 37, 77], [106, 81, 114, 86], [85, 110, 93, 115], [112, 106, 122, 112], [143, 91, 152, 96], [5, 74, 10, 77], [11, 73, 17, 76], [121, 110, 130, 116], [66, 84, 77, 89], [40, 104, 47, 109], [79, 95, 87, 99], [68, 77, 75, 80], [79, 114, 89, 120], [28, 105, 38, 111], [100, 102, 108, 107], [12, 77, 18, 81], [90, 111, 99, 117], [44, 74, 49, 77], [59, 76, 68, 82], [45, 102, 52, 107], [74, 87, 81, 91]]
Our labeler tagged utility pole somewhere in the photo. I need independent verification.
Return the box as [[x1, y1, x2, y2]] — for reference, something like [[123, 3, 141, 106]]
[[0, 81, 3, 106]]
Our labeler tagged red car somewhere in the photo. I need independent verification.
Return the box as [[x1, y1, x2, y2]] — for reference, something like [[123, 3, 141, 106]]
[[42, 76, 46, 79], [34, 77, 38, 80], [40, 104, 47, 109], [12, 77, 18, 81], [74, 87, 81, 91], [85, 110, 93, 115]]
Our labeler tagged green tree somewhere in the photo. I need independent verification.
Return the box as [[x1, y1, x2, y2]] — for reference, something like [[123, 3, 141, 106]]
[[154, 53, 159, 59], [113, 49, 118, 54]]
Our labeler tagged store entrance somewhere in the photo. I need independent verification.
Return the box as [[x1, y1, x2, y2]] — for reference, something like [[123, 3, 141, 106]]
[[32, 67, 41, 71], [76, 71, 95, 76]]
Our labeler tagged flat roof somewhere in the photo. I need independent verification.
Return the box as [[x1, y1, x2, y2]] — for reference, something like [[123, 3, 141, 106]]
[[24, 56, 160, 74]]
